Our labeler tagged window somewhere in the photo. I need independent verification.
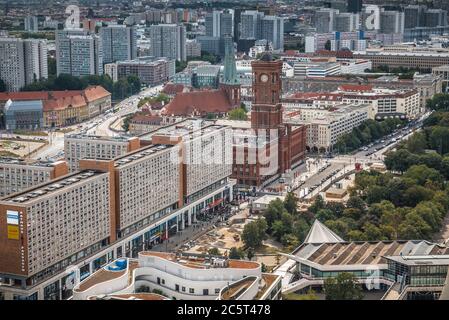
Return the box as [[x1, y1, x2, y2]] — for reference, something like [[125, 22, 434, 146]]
[[189, 288, 194, 294], [182, 286, 186, 292], [215, 288, 220, 294], [203, 289, 209, 295]]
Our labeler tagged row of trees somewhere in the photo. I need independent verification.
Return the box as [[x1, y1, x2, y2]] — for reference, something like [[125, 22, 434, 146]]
[[335, 118, 406, 153], [21, 74, 141, 101]]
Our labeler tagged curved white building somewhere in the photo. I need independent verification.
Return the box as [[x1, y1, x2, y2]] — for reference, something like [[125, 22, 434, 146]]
[[73, 252, 281, 300]]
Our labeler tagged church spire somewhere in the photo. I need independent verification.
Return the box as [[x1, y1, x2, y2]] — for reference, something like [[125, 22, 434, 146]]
[[222, 36, 238, 85]]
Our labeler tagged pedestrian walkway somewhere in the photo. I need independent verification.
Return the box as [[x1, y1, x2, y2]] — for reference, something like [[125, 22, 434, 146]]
[[150, 213, 230, 252]]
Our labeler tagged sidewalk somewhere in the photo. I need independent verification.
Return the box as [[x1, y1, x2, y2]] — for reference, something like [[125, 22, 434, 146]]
[[150, 215, 227, 252]]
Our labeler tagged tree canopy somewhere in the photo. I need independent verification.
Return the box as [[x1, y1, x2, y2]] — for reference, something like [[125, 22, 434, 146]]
[[324, 272, 363, 300], [228, 107, 248, 120]]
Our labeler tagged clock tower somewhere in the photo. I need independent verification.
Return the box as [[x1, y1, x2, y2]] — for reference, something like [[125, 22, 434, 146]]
[[251, 53, 283, 129]]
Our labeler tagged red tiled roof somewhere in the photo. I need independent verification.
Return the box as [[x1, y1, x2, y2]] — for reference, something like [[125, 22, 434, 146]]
[[0, 86, 111, 112], [43, 95, 87, 111], [131, 113, 163, 125], [0, 92, 49, 101], [338, 84, 373, 92], [162, 83, 186, 95], [50, 90, 83, 99], [315, 50, 354, 59], [161, 90, 234, 116], [83, 86, 111, 102]]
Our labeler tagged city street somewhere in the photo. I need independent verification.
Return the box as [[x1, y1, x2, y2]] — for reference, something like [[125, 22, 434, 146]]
[[26, 84, 164, 161]]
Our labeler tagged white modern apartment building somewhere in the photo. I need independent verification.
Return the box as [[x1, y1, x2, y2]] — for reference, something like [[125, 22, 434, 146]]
[[56, 29, 103, 77], [285, 104, 370, 152], [105, 57, 175, 86], [240, 11, 284, 51], [0, 158, 68, 197], [293, 61, 341, 78], [99, 25, 137, 64], [0, 120, 235, 300], [339, 59, 372, 74], [284, 87, 421, 120], [72, 253, 282, 300], [24, 16, 38, 33], [248, 40, 274, 58], [0, 38, 48, 92], [148, 24, 186, 62], [340, 88, 421, 119], [64, 134, 141, 172], [186, 39, 201, 58]]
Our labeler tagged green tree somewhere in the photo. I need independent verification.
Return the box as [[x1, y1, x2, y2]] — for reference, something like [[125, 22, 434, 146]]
[[113, 79, 131, 100], [404, 164, 443, 186], [324, 40, 331, 51], [228, 247, 244, 259], [284, 192, 299, 215], [242, 219, 267, 249], [398, 211, 433, 240], [403, 185, 435, 207], [363, 223, 383, 241], [228, 107, 248, 120], [263, 199, 285, 229], [48, 57, 57, 77], [346, 196, 366, 213], [325, 219, 350, 239], [122, 114, 133, 132], [426, 93, 449, 111], [316, 208, 336, 222], [309, 195, 325, 214], [323, 272, 363, 300], [365, 185, 389, 205], [429, 126, 449, 155], [440, 156, 449, 179], [175, 60, 187, 73], [246, 247, 255, 261], [208, 247, 221, 255], [347, 230, 367, 241], [293, 218, 310, 243], [126, 75, 141, 95], [406, 132, 427, 154]]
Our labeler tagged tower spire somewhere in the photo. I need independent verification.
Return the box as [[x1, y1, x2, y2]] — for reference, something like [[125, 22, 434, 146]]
[[222, 36, 238, 85]]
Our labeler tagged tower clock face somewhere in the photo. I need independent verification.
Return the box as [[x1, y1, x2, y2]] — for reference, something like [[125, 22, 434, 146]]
[[260, 74, 269, 83]]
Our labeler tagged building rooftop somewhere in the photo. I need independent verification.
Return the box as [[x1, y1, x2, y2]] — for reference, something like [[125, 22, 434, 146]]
[[112, 144, 174, 169], [4, 99, 43, 112], [295, 240, 449, 268], [214, 119, 251, 129], [304, 220, 344, 244], [384, 255, 449, 266], [0, 157, 64, 168], [65, 133, 134, 143], [140, 251, 260, 270], [75, 259, 139, 293], [220, 276, 258, 300], [88, 293, 169, 300], [253, 194, 286, 206], [138, 119, 216, 141], [161, 89, 236, 117], [1, 170, 105, 204]]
